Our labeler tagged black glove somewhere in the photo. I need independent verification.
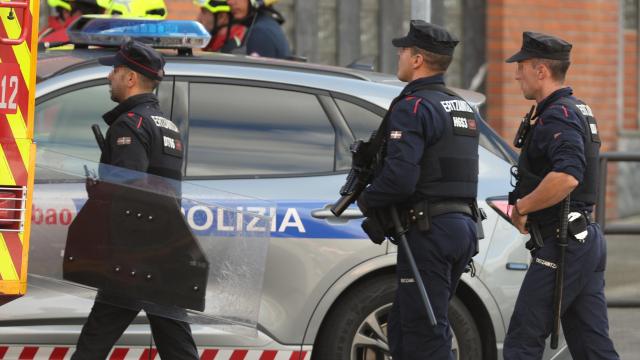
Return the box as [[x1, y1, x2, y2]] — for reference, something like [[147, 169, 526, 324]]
[[357, 193, 370, 217]]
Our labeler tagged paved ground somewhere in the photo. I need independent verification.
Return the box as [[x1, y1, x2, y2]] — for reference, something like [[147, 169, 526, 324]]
[[605, 234, 640, 302], [608, 308, 640, 358], [604, 232, 640, 358]]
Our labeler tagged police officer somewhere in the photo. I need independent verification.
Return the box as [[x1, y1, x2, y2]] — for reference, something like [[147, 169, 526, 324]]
[[503, 31, 619, 359], [357, 21, 479, 359], [71, 40, 198, 360], [226, 0, 290, 58]]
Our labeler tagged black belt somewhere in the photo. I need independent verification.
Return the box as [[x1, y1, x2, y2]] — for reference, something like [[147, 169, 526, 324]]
[[534, 210, 592, 238], [408, 200, 473, 220], [428, 201, 474, 217], [527, 210, 593, 250]]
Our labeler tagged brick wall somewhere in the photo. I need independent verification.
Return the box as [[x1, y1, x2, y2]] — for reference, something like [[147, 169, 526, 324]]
[[487, 0, 621, 219], [624, 30, 638, 132]]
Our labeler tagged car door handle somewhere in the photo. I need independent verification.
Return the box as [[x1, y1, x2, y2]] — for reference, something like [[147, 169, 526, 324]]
[[311, 205, 363, 223]]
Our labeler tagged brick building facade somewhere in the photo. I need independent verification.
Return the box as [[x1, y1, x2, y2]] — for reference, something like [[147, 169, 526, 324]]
[[40, 0, 640, 219]]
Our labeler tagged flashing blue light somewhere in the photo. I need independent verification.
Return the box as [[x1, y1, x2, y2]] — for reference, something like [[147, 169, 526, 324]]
[[67, 17, 212, 49]]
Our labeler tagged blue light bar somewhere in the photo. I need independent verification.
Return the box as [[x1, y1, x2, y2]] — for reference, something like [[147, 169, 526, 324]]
[[67, 16, 212, 49]]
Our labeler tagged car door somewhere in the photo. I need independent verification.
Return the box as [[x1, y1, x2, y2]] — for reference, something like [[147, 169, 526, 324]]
[[0, 76, 174, 353], [173, 78, 387, 348]]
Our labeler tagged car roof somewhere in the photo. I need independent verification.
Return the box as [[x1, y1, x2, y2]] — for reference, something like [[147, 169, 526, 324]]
[[37, 48, 486, 108]]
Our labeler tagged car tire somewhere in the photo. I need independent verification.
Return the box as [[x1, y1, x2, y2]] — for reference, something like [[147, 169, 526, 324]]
[[312, 274, 483, 360]]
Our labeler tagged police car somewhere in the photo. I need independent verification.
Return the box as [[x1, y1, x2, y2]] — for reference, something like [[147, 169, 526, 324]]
[[0, 18, 570, 360]]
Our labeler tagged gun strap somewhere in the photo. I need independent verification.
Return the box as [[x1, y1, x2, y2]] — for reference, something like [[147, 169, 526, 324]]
[[369, 83, 462, 157]]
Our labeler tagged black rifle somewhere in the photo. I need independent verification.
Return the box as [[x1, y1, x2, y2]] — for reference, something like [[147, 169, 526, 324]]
[[551, 195, 571, 349], [91, 124, 106, 152], [391, 205, 437, 326], [331, 133, 379, 217]]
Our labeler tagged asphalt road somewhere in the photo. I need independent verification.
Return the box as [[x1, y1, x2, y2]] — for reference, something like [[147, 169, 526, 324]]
[[605, 234, 640, 303], [608, 308, 640, 359]]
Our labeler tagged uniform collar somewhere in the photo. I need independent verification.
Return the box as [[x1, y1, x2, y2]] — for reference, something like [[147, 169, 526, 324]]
[[402, 73, 445, 95], [535, 87, 573, 118], [103, 93, 158, 125]]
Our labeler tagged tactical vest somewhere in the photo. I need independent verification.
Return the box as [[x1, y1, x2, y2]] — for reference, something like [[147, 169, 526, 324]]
[[407, 88, 479, 200], [515, 96, 600, 222], [101, 94, 184, 181], [139, 106, 184, 181]]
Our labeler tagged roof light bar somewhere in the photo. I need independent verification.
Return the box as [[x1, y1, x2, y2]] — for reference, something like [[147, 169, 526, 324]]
[[67, 16, 211, 49]]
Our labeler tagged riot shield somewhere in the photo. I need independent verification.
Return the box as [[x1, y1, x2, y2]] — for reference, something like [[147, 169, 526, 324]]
[[29, 149, 272, 335]]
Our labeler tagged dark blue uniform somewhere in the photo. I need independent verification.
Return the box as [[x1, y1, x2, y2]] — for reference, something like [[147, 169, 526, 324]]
[[503, 88, 619, 359], [73, 93, 199, 360], [360, 74, 478, 360], [228, 10, 290, 59]]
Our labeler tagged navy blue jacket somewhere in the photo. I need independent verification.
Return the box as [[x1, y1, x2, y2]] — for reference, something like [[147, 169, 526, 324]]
[[244, 11, 291, 59], [527, 87, 586, 183], [361, 75, 448, 208], [101, 93, 184, 181]]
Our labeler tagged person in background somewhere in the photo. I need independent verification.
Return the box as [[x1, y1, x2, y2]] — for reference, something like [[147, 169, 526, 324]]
[[104, 0, 168, 19], [39, 0, 108, 44], [193, 0, 247, 52], [226, 0, 290, 58]]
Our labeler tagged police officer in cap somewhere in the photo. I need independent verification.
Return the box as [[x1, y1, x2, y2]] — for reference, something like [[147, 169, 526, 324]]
[[357, 20, 479, 359], [503, 31, 619, 359], [71, 40, 198, 360]]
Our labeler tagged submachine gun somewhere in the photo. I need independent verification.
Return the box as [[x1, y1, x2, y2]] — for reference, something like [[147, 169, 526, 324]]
[[330, 104, 437, 327]]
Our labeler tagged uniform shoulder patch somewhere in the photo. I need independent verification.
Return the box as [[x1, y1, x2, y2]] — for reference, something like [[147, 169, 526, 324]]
[[450, 110, 479, 137], [116, 137, 132, 146], [151, 115, 180, 133]]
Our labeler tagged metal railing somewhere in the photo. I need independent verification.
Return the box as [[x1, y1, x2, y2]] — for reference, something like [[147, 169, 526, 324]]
[[596, 152, 640, 235]]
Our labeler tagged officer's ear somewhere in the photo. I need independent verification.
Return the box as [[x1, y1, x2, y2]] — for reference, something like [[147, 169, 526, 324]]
[[532, 60, 549, 80], [126, 70, 140, 89], [410, 47, 426, 69]]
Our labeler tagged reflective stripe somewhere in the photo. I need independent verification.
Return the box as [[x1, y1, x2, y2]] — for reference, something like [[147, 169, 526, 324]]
[[0, 233, 20, 280], [0, 0, 37, 299], [0, 347, 311, 360], [535, 257, 558, 269]]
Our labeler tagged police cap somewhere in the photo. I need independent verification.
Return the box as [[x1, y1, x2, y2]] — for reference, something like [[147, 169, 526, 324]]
[[505, 31, 572, 63], [392, 20, 459, 56], [98, 40, 165, 81]]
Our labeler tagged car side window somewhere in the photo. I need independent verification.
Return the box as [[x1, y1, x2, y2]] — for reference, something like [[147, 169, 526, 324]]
[[186, 83, 335, 177], [336, 97, 517, 165], [35, 84, 112, 166], [335, 99, 382, 141]]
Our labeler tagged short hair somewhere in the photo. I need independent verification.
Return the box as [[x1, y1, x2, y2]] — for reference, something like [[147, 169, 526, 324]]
[[531, 58, 571, 83], [137, 72, 160, 92], [411, 47, 454, 73]]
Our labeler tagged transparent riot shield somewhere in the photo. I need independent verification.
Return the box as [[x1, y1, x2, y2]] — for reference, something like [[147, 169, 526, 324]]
[[29, 149, 272, 335]]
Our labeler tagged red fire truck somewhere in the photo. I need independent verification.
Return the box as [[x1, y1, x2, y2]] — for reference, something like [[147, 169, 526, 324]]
[[0, 0, 39, 306]]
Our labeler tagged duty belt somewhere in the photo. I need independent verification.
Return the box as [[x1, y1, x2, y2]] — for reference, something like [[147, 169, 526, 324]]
[[406, 199, 476, 232], [526, 210, 592, 250]]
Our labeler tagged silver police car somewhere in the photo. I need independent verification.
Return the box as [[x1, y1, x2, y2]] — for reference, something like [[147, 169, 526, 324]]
[[0, 47, 570, 360]]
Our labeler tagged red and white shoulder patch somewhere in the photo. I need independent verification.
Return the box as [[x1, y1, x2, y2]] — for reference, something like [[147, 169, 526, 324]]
[[390, 130, 402, 140]]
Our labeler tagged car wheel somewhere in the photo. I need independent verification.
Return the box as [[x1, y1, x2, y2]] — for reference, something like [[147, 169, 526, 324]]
[[312, 275, 483, 360]]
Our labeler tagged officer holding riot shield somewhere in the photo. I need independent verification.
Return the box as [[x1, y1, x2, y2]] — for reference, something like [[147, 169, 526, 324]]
[[71, 40, 199, 360], [356, 21, 480, 359], [503, 31, 619, 359]]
